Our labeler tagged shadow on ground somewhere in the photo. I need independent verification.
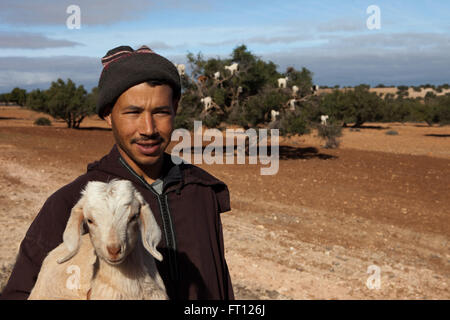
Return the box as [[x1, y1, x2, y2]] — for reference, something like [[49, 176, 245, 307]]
[[179, 145, 336, 161], [345, 125, 390, 130], [279, 146, 336, 160], [424, 134, 450, 138], [78, 127, 112, 131]]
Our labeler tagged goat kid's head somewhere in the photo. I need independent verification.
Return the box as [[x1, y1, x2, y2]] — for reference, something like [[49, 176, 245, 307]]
[[57, 180, 163, 265]]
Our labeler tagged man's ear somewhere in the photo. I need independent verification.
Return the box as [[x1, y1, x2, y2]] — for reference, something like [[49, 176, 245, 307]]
[[104, 113, 112, 126]]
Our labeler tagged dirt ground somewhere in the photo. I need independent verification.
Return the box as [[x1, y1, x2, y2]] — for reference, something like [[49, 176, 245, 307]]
[[0, 106, 449, 299]]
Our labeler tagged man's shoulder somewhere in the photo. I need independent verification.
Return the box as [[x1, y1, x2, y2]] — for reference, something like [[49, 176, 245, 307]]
[[179, 163, 231, 214], [48, 170, 108, 205], [180, 162, 227, 188]]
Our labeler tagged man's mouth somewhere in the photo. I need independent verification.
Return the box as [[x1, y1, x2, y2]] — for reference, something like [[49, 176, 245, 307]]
[[135, 141, 162, 155]]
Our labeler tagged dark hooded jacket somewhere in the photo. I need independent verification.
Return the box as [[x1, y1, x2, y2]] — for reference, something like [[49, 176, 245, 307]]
[[1, 145, 234, 300]]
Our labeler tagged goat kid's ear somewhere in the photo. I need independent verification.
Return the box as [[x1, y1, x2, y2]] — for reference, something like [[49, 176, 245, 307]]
[[57, 197, 85, 264], [139, 203, 163, 262]]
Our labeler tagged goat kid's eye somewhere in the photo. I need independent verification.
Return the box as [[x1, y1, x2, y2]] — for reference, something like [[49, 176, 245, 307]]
[[87, 218, 94, 224], [130, 213, 140, 222]]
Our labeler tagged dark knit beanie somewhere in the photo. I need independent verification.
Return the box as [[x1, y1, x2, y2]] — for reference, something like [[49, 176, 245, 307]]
[[97, 45, 181, 119]]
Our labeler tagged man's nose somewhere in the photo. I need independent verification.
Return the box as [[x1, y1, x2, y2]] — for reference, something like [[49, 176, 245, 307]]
[[139, 112, 156, 136]]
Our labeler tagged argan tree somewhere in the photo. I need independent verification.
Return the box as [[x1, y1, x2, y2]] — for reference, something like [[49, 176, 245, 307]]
[[44, 79, 96, 129]]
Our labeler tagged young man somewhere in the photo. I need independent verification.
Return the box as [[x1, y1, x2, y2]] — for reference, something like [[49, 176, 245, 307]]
[[1, 45, 234, 300]]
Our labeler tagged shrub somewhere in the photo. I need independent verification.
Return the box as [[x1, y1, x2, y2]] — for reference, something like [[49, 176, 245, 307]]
[[202, 112, 222, 128], [34, 117, 52, 126], [385, 130, 399, 135], [174, 93, 202, 130], [317, 122, 343, 148], [276, 109, 310, 137]]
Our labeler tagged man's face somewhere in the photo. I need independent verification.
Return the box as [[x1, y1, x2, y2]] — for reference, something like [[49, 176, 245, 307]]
[[105, 82, 177, 170]]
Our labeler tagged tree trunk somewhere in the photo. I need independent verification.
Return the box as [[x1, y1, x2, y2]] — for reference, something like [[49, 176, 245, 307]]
[[74, 116, 85, 129]]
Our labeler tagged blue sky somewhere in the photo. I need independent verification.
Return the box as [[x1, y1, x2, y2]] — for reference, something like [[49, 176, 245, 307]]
[[0, 0, 449, 92]]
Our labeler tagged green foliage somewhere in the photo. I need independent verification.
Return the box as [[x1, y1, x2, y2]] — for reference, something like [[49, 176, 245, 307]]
[[9, 87, 27, 106], [316, 121, 343, 148], [381, 97, 417, 123], [0, 93, 10, 103], [235, 87, 291, 128], [286, 67, 314, 97], [426, 94, 450, 125], [34, 117, 52, 126], [180, 44, 319, 140], [183, 44, 309, 129], [202, 113, 222, 128], [377, 89, 450, 126], [26, 89, 47, 112], [114, 43, 450, 135], [45, 79, 95, 128], [175, 92, 202, 130], [319, 85, 383, 127], [277, 109, 310, 137]]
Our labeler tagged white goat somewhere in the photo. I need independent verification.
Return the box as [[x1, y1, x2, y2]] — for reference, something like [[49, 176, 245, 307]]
[[288, 99, 297, 111], [176, 64, 185, 76], [277, 77, 288, 88], [224, 62, 239, 75], [312, 85, 319, 93], [28, 180, 167, 300], [201, 96, 213, 111], [321, 114, 329, 125], [292, 85, 299, 95], [270, 109, 280, 122], [214, 71, 221, 80]]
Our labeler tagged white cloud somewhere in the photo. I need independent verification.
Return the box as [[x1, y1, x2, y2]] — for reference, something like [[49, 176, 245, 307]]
[[0, 31, 83, 49], [0, 56, 100, 92], [0, 0, 150, 26], [0, 0, 212, 26], [317, 18, 364, 32], [1, 31, 449, 93]]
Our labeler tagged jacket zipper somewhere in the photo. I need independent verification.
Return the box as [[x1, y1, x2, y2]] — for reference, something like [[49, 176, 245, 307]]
[[118, 157, 179, 281]]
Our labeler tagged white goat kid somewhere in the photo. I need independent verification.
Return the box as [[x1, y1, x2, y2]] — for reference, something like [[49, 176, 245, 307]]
[[270, 110, 280, 122], [213, 71, 221, 80], [28, 180, 167, 300], [224, 63, 239, 75], [201, 96, 213, 111], [288, 99, 297, 111], [176, 64, 185, 76], [321, 114, 329, 125], [277, 77, 288, 88]]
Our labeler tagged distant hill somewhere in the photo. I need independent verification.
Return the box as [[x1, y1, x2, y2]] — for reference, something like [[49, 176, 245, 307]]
[[316, 87, 450, 98]]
